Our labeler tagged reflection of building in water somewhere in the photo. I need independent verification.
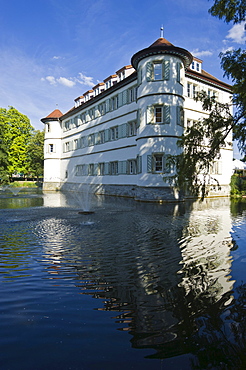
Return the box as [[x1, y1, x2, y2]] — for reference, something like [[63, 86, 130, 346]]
[[178, 198, 235, 308], [73, 199, 235, 357], [42, 191, 69, 207], [33, 197, 236, 359]]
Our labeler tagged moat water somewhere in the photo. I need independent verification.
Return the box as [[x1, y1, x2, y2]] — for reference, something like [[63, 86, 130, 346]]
[[0, 189, 246, 369]]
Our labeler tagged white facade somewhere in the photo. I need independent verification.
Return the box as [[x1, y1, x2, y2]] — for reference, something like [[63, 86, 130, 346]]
[[41, 37, 233, 201]]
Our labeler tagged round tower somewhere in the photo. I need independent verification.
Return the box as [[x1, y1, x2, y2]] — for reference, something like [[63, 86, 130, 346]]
[[41, 109, 63, 191], [131, 37, 193, 199]]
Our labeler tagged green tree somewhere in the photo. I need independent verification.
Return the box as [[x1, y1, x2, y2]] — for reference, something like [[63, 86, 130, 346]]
[[0, 112, 9, 183], [0, 107, 34, 180], [171, 0, 246, 198], [27, 130, 44, 179]]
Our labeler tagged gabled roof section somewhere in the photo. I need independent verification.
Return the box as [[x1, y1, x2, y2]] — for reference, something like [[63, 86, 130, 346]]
[[186, 68, 232, 92], [41, 109, 63, 123]]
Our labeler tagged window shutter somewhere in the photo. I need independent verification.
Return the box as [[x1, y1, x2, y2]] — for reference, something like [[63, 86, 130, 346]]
[[163, 105, 171, 124], [122, 89, 128, 105], [118, 123, 127, 138], [94, 164, 99, 176], [163, 155, 171, 173], [85, 111, 90, 122], [104, 129, 110, 142], [105, 99, 110, 112], [84, 136, 88, 147], [137, 155, 142, 174], [94, 105, 99, 118], [177, 106, 184, 126], [118, 161, 127, 174], [104, 162, 109, 175], [84, 164, 88, 175], [123, 123, 127, 138], [176, 62, 181, 83], [94, 132, 99, 145], [136, 109, 140, 128], [147, 155, 152, 173], [163, 60, 170, 80], [146, 106, 154, 124], [146, 62, 153, 82], [137, 67, 142, 85], [176, 106, 181, 125], [118, 92, 123, 107]]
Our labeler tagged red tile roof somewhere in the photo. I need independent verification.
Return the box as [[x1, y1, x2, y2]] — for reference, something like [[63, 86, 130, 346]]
[[149, 37, 173, 48], [46, 109, 63, 119]]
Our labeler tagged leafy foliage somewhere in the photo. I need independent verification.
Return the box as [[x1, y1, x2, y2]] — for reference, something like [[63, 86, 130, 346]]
[[171, 0, 246, 198], [169, 91, 234, 198], [0, 106, 44, 183], [209, 0, 246, 24], [26, 130, 44, 178], [0, 113, 9, 183]]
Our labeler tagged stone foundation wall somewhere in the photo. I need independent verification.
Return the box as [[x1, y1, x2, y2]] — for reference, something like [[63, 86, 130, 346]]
[[43, 182, 62, 191], [43, 181, 230, 202]]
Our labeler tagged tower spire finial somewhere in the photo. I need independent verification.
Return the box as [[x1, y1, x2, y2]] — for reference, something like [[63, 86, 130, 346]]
[[160, 25, 164, 38]]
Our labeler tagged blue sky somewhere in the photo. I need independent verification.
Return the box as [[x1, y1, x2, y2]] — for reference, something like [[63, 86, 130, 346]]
[[0, 0, 245, 156]]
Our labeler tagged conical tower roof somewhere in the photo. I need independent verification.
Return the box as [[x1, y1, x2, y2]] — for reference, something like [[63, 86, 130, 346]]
[[41, 109, 63, 123], [131, 37, 193, 69], [149, 37, 174, 47]]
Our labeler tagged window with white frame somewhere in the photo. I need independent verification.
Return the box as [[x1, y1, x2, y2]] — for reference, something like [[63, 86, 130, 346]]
[[88, 134, 95, 146], [210, 161, 222, 175], [153, 62, 162, 80], [146, 60, 170, 81], [111, 96, 118, 110], [74, 139, 79, 150], [187, 82, 198, 98], [128, 86, 137, 102], [88, 108, 95, 120], [154, 105, 170, 124], [186, 119, 198, 129], [128, 159, 137, 174], [49, 143, 54, 153], [208, 89, 217, 99], [98, 163, 104, 176], [110, 126, 118, 141], [147, 153, 171, 174], [64, 142, 70, 152], [110, 161, 118, 175], [128, 121, 137, 136], [146, 105, 171, 124], [88, 163, 94, 176], [98, 102, 105, 116]]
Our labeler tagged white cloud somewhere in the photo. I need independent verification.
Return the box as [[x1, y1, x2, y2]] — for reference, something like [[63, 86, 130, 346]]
[[221, 46, 234, 54], [190, 49, 213, 58], [52, 56, 62, 60], [226, 22, 246, 44], [77, 72, 94, 87], [57, 77, 76, 87], [45, 76, 57, 85], [42, 73, 95, 88]]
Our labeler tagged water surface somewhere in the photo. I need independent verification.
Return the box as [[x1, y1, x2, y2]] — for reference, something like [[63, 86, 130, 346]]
[[0, 190, 246, 369]]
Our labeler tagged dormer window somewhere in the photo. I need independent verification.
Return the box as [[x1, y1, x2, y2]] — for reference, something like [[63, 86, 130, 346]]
[[191, 58, 202, 73]]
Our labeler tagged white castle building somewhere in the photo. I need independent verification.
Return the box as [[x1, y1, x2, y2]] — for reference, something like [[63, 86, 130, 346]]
[[41, 36, 233, 201]]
